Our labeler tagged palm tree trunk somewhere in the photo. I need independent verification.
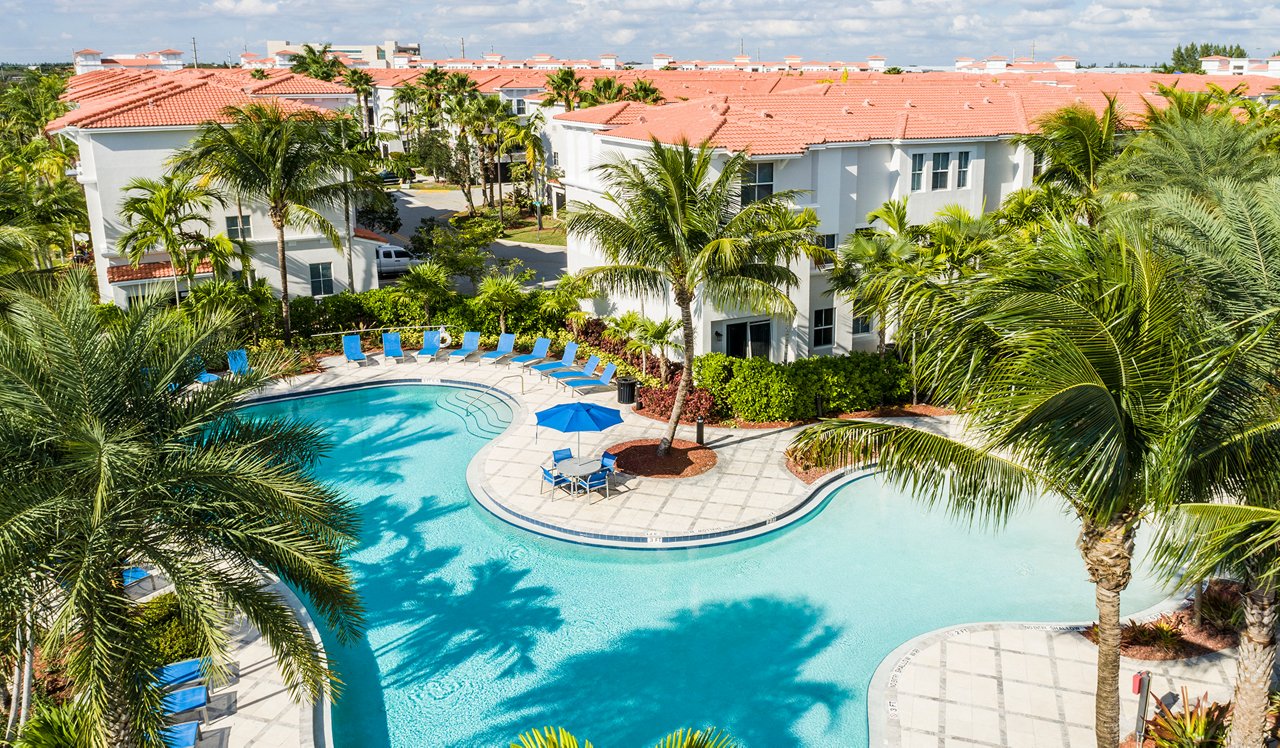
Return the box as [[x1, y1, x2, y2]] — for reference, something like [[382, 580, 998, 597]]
[[17, 618, 32, 731], [661, 292, 696, 457], [343, 187, 355, 291], [273, 216, 292, 346], [1079, 517, 1135, 748], [1227, 576, 1278, 748]]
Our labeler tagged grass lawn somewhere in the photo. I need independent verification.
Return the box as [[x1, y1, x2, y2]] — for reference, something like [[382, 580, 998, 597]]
[[408, 182, 462, 191], [504, 219, 568, 246]]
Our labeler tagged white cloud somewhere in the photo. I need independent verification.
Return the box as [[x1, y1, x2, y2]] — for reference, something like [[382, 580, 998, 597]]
[[204, 0, 278, 17]]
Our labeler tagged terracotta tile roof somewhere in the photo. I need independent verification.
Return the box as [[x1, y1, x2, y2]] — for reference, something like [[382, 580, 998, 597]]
[[106, 260, 213, 283], [75, 48, 102, 55], [153, 49, 184, 55], [354, 227, 386, 241]]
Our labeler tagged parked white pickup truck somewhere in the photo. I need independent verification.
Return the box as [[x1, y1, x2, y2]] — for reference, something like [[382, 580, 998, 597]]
[[376, 244, 420, 275]]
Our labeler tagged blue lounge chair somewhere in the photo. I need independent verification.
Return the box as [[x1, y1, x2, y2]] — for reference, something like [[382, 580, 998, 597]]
[[162, 722, 200, 748], [162, 685, 208, 720], [575, 469, 611, 497], [531, 342, 579, 375], [418, 330, 442, 361], [342, 335, 366, 366], [227, 348, 251, 376], [549, 356, 600, 383], [563, 363, 617, 393], [382, 332, 408, 364], [509, 337, 551, 368], [449, 331, 481, 361], [480, 333, 516, 364], [195, 370, 219, 385], [156, 658, 207, 690], [123, 566, 150, 588], [541, 467, 572, 496]]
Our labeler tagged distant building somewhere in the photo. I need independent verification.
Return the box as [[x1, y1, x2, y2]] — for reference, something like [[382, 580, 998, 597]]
[[954, 55, 1079, 74], [651, 52, 886, 73], [246, 40, 421, 70], [73, 49, 184, 75], [1200, 55, 1280, 77]]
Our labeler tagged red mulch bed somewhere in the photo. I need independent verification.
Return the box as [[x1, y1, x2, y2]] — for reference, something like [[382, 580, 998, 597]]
[[1081, 580, 1242, 661], [608, 438, 718, 479], [837, 403, 956, 418]]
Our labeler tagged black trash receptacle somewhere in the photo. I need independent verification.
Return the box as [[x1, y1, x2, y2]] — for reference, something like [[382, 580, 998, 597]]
[[616, 376, 638, 405]]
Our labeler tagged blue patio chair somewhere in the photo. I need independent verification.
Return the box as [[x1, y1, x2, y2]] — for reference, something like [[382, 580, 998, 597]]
[[123, 566, 150, 588], [480, 333, 516, 364], [541, 467, 572, 496], [551, 448, 573, 465], [509, 337, 551, 368], [600, 452, 618, 475], [449, 331, 481, 361], [194, 369, 220, 385], [531, 342, 579, 375], [161, 685, 208, 721], [342, 335, 366, 366], [227, 348, 251, 376], [156, 658, 208, 690], [418, 329, 442, 361], [549, 355, 599, 383], [382, 332, 408, 364], [563, 363, 617, 394], [575, 469, 611, 498], [161, 722, 200, 748]]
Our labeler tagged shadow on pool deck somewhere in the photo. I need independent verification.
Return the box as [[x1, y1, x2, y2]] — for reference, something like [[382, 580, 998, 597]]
[[455, 597, 850, 747]]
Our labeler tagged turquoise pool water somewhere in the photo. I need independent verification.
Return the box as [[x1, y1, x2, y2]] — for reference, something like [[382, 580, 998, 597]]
[[245, 384, 1168, 748]]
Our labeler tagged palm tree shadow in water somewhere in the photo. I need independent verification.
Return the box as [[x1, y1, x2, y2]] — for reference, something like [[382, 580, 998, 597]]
[[461, 597, 848, 747]]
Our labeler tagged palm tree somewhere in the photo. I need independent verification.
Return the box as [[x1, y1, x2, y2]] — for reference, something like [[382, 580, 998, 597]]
[[0, 69, 68, 145], [512, 726, 738, 748], [789, 223, 1263, 748], [1102, 114, 1279, 198], [829, 198, 926, 353], [290, 43, 346, 82], [543, 68, 584, 112], [567, 138, 824, 455], [172, 102, 345, 345], [116, 173, 223, 303], [321, 112, 383, 290], [627, 79, 664, 105], [539, 271, 597, 334], [633, 317, 683, 383], [579, 77, 629, 107], [396, 260, 453, 322], [0, 271, 363, 744], [475, 271, 526, 333], [341, 68, 376, 134], [1012, 96, 1129, 225]]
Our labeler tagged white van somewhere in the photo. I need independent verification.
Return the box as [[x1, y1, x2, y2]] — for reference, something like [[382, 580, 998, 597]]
[[376, 244, 420, 275]]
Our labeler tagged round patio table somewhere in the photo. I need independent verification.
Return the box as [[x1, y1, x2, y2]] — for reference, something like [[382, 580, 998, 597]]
[[555, 456, 600, 479]]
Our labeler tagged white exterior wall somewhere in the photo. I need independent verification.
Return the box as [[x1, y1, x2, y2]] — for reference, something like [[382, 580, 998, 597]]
[[552, 121, 1035, 361], [70, 125, 376, 305]]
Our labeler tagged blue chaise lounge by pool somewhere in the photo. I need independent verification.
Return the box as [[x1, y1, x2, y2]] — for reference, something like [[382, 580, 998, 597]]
[[450, 331, 481, 360], [480, 333, 516, 363], [509, 337, 551, 368], [531, 342, 578, 375]]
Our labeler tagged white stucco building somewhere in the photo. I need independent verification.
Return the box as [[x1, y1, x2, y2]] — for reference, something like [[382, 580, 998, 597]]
[[49, 68, 381, 307]]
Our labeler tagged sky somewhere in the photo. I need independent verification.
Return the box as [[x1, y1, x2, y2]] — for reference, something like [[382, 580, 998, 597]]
[[4, 0, 1280, 66]]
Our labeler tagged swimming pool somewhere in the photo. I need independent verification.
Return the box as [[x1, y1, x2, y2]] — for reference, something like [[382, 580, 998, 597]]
[[245, 384, 1167, 748]]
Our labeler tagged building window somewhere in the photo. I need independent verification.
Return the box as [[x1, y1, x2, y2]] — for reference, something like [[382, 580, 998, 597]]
[[931, 153, 950, 190], [852, 315, 872, 335], [309, 262, 334, 297], [742, 162, 774, 204], [957, 151, 971, 188], [910, 153, 925, 192], [513, 98, 527, 115], [813, 233, 838, 270], [812, 307, 834, 348], [1032, 150, 1048, 179], [225, 214, 252, 241]]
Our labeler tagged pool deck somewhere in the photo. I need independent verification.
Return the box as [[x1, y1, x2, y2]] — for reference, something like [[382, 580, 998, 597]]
[[234, 356, 1238, 748]]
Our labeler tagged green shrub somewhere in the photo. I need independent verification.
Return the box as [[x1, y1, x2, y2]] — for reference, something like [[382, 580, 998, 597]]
[[1146, 688, 1229, 748], [136, 593, 204, 663], [691, 352, 737, 417]]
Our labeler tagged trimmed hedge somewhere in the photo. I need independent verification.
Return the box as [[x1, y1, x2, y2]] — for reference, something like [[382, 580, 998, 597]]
[[692, 351, 909, 422]]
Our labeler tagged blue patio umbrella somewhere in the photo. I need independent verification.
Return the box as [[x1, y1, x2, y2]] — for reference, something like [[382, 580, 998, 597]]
[[535, 401, 623, 453]]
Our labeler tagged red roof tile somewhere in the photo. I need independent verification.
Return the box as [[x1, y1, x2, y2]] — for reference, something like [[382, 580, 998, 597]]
[[106, 260, 213, 283], [354, 227, 386, 241]]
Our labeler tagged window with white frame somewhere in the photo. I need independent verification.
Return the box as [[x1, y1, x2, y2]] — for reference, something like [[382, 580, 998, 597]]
[[309, 262, 334, 297], [910, 153, 926, 191], [1032, 149, 1048, 179], [813, 233, 838, 269], [742, 162, 774, 204], [852, 315, 872, 335], [225, 214, 252, 241], [931, 152, 950, 190], [513, 98, 527, 115], [957, 151, 971, 188], [812, 307, 834, 348]]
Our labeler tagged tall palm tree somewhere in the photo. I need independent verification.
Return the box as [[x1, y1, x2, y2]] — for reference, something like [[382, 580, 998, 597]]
[[579, 77, 629, 107], [789, 223, 1263, 748], [290, 43, 346, 82], [396, 260, 453, 323], [0, 69, 69, 145], [321, 112, 383, 290], [341, 68, 376, 134], [1102, 114, 1279, 198], [476, 271, 526, 333], [1012, 96, 1129, 225], [567, 138, 824, 455], [0, 271, 363, 745], [627, 80, 664, 105], [543, 68, 584, 112], [116, 173, 223, 304], [172, 102, 345, 345], [829, 198, 926, 353]]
